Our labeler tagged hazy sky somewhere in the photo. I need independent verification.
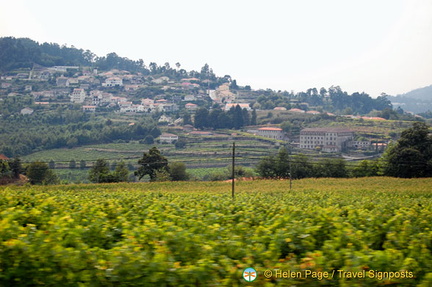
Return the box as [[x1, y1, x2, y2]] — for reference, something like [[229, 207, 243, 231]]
[[1, 0, 432, 97]]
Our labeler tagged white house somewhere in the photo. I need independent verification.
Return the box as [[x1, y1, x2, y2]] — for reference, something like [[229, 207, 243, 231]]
[[185, 103, 198, 111], [141, 98, 154, 106], [184, 94, 196, 101], [90, 90, 103, 105], [289, 108, 305, 113], [20, 107, 34, 115], [152, 76, 170, 84], [155, 103, 178, 113], [70, 88, 86, 103], [101, 93, 113, 104], [103, 77, 123, 87], [158, 115, 173, 124], [82, 105, 97, 112], [159, 133, 179, 144], [110, 96, 127, 104], [256, 127, 285, 140], [49, 66, 79, 72]]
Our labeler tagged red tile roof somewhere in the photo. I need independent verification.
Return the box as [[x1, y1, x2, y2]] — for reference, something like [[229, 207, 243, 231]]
[[0, 154, 9, 160], [258, 127, 283, 131]]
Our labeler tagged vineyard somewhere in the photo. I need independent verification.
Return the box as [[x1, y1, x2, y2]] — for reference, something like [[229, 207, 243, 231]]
[[0, 178, 431, 286]]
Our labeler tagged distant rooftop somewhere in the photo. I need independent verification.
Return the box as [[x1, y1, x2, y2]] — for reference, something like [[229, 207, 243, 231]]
[[301, 127, 353, 133]]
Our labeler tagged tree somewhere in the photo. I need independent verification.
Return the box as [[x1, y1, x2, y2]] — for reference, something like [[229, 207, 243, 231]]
[[175, 138, 187, 149], [208, 109, 224, 129], [242, 108, 250, 126], [183, 112, 193, 126], [291, 154, 313, 179], [275, 147, 290, 179], [154, 169, 171, 182], [0, 160, 11, 179], [256, 155, 277, 178], [352, 160, 379, 177], [383, 122, 432, 178], [231, 105, 244, 129], [26, 161, 59, 185], [135, 147, 169, 181], [88, 159, 111, 183], [143, 135, 154, 145], [9, 157, 23, 179], [314, 158, 348, 178], [169, 162, 189, 181], [256, 147, 291, 179], [113, 161, 129, 182], [280, 121, 292, 133], [69, 159, 76, 169], [79, 160, 86, 170], [230, 79, 238, 90], [194, 108, 209, 130], [251, 109, 257, 125]]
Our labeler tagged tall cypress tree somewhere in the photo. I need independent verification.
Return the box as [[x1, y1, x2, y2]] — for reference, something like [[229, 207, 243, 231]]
[[233, 105, 244, 129]]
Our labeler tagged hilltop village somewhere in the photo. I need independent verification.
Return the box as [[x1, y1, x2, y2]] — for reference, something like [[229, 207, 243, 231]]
[[1, 63, 406, 155], [0, 37, 429, 184]]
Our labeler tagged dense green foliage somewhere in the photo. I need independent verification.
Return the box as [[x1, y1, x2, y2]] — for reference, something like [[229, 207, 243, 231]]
[[193, 105, 250, 130], [0, 111, 160, 157], [25, 161, 59, 185], [254, 87, 393, 115], [0, 178, 431, 286], [168, 162, 189, 181], [0, 160, 11, 180], [0, 37, 229, 84], [88, 160, 129, 183], [0, 37, 92, 71], [257, 122, 432, 179], [135, 147, 169, 181], [382, 122, 432, 178], [256, 147, 349, 179], [0, 158, 23, 183]]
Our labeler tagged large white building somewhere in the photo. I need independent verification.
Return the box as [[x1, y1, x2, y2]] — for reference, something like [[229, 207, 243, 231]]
[[159, 133, 179, 144], [257, 127, 285, 140], [70, 88, 86, 103], [300, 128, 354, 152]]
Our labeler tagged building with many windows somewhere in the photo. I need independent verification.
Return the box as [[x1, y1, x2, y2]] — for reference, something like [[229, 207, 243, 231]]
[[300, 128, 354, 152], [70, 88, 86, 103], [256, 127, 286, 140], [159, 133, 179, 144]]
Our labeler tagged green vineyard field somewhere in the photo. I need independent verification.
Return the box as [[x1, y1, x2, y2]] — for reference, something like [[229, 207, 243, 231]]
[[0, 178, 431, 286]]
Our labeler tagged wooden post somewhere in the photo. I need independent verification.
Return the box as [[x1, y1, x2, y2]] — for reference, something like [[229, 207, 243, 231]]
[[232, 142, 235, 199], [289, 144, 292, 190]]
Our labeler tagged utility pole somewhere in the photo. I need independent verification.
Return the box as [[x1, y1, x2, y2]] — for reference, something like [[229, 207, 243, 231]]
[[232, 142, 235, 199], [289, 144, 292, 190]]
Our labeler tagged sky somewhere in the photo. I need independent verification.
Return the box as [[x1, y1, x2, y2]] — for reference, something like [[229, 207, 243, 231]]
[[1, 0, 432, 97]]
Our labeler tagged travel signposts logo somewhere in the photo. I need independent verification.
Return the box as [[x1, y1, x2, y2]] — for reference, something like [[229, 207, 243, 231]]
[[243, 267, 257, 282]]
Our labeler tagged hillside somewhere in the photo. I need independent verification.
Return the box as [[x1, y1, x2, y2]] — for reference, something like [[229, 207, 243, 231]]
[[0, 36, 412, 120], [0, 37, 427, 183], [388, 85, 432, 113]]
